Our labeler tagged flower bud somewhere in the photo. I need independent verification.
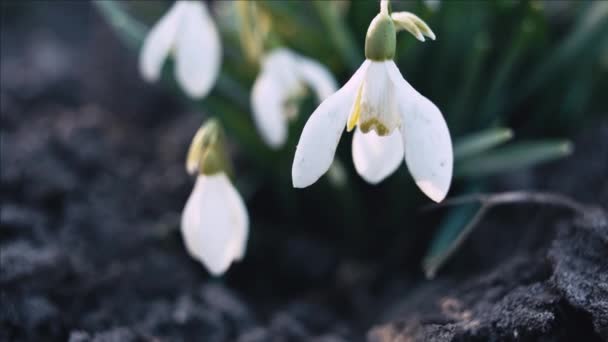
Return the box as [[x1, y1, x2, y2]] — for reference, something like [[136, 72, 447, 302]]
[[186, 119, 233, 176]]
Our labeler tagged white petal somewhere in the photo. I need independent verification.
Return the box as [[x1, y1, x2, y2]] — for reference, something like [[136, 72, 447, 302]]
[[175, 1, 221, 98], [292, 60, 371, 188], [296, 56, 338, 101], [218, 175, 249, 261], [357, 61, 401, 135], [352, 128, 404, 184], [386, 61, 452, 202], [261, 49, 302, 94], [180, 174, 249, 275], [251, 71, 288, 148], [139, 1, 183, 83]]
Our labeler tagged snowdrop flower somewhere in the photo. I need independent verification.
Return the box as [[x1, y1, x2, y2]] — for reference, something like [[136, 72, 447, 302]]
[[251, 48, 337, 148], [139, 0, 221, 98], [181, 120, 248, 275], [424, 0, 441, 12], [292, 0, 452, 202]]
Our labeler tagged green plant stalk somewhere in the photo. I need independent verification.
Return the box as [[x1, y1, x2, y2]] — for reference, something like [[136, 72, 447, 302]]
[[312, 0, 363, 70], [257, 0, 331, 57]]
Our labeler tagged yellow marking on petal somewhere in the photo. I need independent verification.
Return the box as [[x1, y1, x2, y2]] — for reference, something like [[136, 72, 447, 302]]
[[360, 118, 389, 136], [347, 83, 363, 132]]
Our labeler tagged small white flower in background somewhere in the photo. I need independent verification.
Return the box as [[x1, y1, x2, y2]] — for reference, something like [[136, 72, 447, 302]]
[[139, 0, 221, 99], [181, 120, 248, 275], [251, 48, 337, 148], [292, 0, 452, 203], [424, 0, 441, 12]]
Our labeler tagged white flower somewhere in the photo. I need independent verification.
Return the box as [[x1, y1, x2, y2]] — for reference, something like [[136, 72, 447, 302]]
[[139, 0, 221, 99], [251, 48, 337, 148], [292, 60, 453, 203], [181, 173, 249, 275], [424, 0, 441, 12], [181, 119, 248, 276]]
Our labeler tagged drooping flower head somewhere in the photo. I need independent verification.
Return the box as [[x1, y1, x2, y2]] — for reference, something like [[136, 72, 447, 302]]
[[232, 1, 337, 148], [181, 119, 248, 275], [139, 0, 221, 99], [292, 0, 452, 202], [251, 48, 337, 148]]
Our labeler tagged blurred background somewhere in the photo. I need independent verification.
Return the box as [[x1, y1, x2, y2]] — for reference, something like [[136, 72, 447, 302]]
[[1, 1, 607, 341]]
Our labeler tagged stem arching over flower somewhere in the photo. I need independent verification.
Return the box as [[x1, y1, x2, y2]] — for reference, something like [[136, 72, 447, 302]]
[[292, 0, 453, 202]]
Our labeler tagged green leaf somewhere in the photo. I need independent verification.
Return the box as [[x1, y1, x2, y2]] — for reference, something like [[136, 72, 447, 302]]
[[454, 127, 513, 160], [456, 140, 573, 178], [93, 0, 146, 49], [312, 0, 363, 70], [516, 2, 608, 101], [423, 183, 484, 278]]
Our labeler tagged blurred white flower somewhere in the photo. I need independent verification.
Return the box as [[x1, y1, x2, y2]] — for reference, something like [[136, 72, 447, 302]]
[[424, 0, 441, 12], [292, 59, 452, 203], [139, 0, 221, 99], [181, 173, 248, 276], [251, 48, 337, 148], [181, 120, 248, 276]]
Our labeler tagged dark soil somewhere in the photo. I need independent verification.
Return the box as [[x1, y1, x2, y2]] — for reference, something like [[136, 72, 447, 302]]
[[1, 2, 607, 342]]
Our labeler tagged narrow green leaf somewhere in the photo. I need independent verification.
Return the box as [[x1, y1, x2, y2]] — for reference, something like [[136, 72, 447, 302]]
[[516, 2, 608, 101], [93, 0, 146, 48], [454, 127, 513, 160], [423, 182, 484, 278], [456, 140, 573, 178]]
